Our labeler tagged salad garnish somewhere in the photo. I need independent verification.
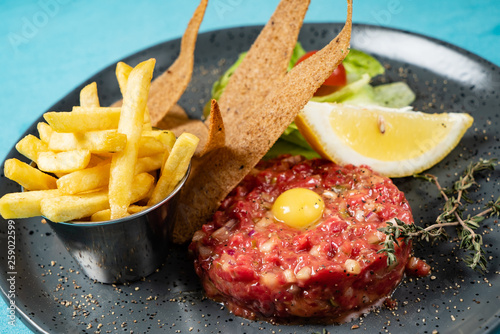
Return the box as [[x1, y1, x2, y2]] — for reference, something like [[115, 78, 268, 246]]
[[204, 43, 416, 159]]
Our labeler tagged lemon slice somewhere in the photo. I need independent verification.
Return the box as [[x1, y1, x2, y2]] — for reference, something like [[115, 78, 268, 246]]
[[295, 102, 474, 177]]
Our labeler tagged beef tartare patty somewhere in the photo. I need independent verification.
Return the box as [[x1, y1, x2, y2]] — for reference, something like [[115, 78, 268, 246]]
[[190, 155, 413, 323]]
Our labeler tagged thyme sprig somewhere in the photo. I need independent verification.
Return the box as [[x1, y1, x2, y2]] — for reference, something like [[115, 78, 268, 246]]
[[377, 159, 500, 272]]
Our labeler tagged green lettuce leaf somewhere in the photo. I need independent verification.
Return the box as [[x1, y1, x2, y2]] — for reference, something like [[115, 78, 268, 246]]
[[340, 81, 415, 108], [279, 122, 311, 148], [287, 42, 306, 71], [372, 81, 416, 108], [310, 73, 371, 103], [342, 48, 385, 82], [264, 139, 320, 160], [338, 84, 375, 105]]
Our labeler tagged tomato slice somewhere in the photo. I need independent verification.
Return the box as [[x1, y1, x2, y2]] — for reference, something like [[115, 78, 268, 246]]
[[295, 50, 347, 87], [323, 63, 347, 86]]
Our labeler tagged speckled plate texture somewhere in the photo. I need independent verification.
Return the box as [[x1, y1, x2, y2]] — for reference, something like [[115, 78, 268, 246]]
[[1, 24, 500, 334]]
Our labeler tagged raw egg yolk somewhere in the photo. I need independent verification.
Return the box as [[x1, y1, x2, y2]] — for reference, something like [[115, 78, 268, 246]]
[[272, 188, 325, 229]]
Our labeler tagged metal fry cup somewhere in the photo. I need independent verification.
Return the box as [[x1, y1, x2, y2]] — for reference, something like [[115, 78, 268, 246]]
[[46, 164, 190, 284]]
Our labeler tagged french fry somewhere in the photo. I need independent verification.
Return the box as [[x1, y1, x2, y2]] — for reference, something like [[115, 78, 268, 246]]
[[87, 154, 107, 168], [57, 163, 110, 195], [134, 153, 163, 174], [0, 189, 61, 219], [15, 134, 48, 163], [92, 136, 166, 158], [116, 62, 152, 130], [37, 150, 91, 173], [127, 205, 149, 214], [90, 209, 124, 222], [90, 204, 149, 222], [48, 130, 127, 154], [4, 158, 57, 190], [73, 105, 151, 129], [41, 189, 110, 222], [56, 154, 163, 195], [44, 109, 121, 132], [137, 136, 168, 157], [80, 82, 100, 108], [159, 131, 177, 172], [141, 129, 174, 140], [71, 106, 121, 113], [109, 59, 156, 219], [142, 130, 176, 169], [115, 62, 132, 94], [148, 133, 199, 206], [156, 130, 176, 152], [128, 173, 155, 203], [37, 122, 53, 144], [42, 172, 154, 222]]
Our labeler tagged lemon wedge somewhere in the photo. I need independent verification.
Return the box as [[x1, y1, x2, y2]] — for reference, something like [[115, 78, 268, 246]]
[[295, 102, 474, 177]]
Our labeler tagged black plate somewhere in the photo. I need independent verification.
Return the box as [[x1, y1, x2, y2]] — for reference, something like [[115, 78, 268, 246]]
[[1, 23, 500, 334]]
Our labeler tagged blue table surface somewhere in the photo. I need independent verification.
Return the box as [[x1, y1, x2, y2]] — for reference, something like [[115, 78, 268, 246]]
[[0, 0, 499, 333]]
